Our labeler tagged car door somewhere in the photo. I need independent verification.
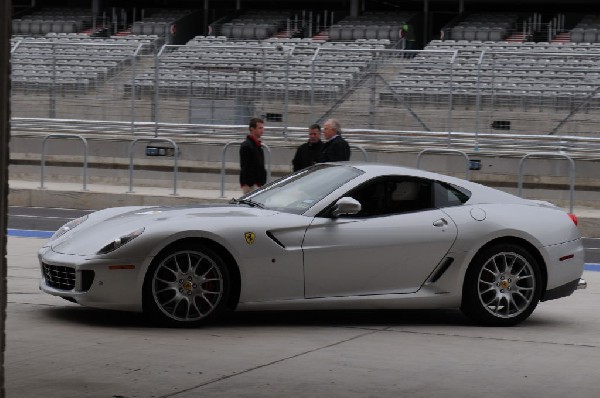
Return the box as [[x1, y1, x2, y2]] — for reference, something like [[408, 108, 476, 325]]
[[301, 177, 458, 298]]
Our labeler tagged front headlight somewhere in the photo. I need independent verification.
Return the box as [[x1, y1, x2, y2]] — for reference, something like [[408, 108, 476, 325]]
[[97, 228, 145, 255], [49, 215, 88, 241]]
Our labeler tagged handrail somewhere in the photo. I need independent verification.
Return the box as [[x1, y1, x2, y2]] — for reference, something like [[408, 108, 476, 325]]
[[220, 141, 272, 198], [350, 144, 368, 161], [127, 138, 180, 195], [416, 148, 470, 179], [518, 152, 575, 213], [40, 134, 88, 191], [12, 119, 600, 155]]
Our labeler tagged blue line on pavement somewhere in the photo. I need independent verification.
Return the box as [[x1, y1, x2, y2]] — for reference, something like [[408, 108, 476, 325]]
[[7, 229, 53, 239], [585, 264, 600, 272]]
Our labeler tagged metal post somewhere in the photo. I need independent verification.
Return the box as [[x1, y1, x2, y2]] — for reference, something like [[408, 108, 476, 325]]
[[474, 49, 486, 152], [310, 47, 320, 122], [153, 49, 159, 137], [203, 0, 209, 35], [113, 8, 117, 34], [188, 74, 193, 123], [490, 53, 497, 129], [446, 50, 457, 146], [423, 0, 429, 46], [50, 43, 56, 119], [369, 73, 376, 128], [220, 142, 236, 198], [131, 53, 136, 134], [261, 49, 266, 114], [283, 47, 290, 138]]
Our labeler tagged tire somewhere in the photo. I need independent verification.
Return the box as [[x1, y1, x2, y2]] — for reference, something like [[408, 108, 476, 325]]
[[143, 244, 230, 327], [461, 243, 542, 326]]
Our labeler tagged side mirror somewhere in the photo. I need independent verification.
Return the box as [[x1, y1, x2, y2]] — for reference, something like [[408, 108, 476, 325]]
[[331, 197, 361, 217]]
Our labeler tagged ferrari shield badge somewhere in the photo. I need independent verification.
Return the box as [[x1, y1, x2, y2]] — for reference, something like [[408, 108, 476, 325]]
[[244, 232, 256, 245]]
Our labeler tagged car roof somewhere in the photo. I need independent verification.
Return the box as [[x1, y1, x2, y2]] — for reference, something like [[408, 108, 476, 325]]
[[337, 161, 466, 183], [333, 161, 525, 205]]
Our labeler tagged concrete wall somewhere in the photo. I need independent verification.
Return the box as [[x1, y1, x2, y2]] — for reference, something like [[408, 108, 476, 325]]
[[9, 133, 600, 207]]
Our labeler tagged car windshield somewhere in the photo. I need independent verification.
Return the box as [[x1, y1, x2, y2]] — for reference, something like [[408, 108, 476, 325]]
[[242, 164, 363, 214]]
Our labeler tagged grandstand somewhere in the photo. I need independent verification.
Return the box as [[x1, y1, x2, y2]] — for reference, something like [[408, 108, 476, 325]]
[[7, 0, 600, 210], [9, 1, 600, 135]]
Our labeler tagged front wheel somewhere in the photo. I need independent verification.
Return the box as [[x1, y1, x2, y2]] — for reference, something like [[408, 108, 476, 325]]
[[143, 244, 230, 327], [461, 244, 542, 326]]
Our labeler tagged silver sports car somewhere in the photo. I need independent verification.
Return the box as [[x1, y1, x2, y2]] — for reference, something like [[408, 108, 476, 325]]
[[39, 162, 586, 327]]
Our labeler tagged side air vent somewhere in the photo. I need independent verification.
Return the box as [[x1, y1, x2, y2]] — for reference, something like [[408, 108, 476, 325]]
[[429, 257, 454, 283], [266, 231, 285, 248]]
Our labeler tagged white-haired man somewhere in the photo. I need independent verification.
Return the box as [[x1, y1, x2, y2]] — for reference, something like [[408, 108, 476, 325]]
[[318, 118, 350, 163]]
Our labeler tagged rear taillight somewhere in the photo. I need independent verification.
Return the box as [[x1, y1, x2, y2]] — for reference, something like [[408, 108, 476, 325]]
[[568, 213, 578, 226]]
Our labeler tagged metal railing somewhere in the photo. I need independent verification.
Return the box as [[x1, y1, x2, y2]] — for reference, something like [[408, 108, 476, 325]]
[[15, 119, 600, 159], [40, 134, 89, 190], [416, 148, 470, 179], [350, 144, 368, 161], [518, 152, 576, 213], [127, 138, 180, 195]]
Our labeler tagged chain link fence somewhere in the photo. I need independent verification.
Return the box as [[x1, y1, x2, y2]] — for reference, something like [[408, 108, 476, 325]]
[[10, 37, 600, 137]]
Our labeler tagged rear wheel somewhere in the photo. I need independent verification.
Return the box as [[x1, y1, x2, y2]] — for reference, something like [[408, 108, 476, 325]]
[[143, 244, 230, 327], [461, 244, 542, 326]]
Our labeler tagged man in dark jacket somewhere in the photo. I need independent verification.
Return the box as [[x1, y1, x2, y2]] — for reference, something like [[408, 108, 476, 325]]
[[292, 123, 323, 172], [239, 117, 266, 194], [318, 118, 350, 163]]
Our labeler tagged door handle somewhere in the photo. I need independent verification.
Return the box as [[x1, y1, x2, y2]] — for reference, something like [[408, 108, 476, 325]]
[[433, 218, 448, 227]]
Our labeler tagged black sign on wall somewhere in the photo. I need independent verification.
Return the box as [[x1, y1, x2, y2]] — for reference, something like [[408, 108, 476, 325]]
[[491, 120, 511, 130]]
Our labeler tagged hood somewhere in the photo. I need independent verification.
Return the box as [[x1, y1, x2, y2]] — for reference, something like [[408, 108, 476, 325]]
[[49, 204, 279, 256]]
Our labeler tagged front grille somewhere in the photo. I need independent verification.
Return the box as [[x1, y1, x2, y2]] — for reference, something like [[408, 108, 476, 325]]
[[42, 263, 75, 290]]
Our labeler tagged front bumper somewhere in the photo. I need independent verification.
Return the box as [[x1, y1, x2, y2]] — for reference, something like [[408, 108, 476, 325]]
[[38, 247, 149, 312]]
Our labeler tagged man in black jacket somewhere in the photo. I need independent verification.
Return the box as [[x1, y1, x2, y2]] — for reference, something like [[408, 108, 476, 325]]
[[292, 123, 323, 172], [239, 117, 266, 194], [318, 118, 350, 163]]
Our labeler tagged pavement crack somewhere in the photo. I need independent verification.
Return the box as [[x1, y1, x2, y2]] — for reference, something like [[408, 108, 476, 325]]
[[384, 328, 600, 349], [157, 328, 385, 398]]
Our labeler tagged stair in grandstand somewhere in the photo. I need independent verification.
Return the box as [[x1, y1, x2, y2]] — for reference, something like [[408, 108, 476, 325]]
[[273, 29, 302, 39], [505, 32, 528, 42], [312, 30, 329, 42], [113, 27, 133, 36], [551, 32, 571, 43], [80, 24, 110, 37]]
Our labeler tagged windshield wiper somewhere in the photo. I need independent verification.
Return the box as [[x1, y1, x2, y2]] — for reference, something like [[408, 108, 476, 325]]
[[229, 198, 264, 208]]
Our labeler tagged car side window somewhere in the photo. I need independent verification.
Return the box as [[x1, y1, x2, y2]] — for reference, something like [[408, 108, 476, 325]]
[[346, 177, 434, 217], [433, 181, 471, 208]]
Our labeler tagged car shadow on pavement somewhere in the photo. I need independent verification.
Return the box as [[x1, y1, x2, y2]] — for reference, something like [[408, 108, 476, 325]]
[[43, 306, 153, 328], [42, 306, 476, 328], [219, 309, 474, 327]]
